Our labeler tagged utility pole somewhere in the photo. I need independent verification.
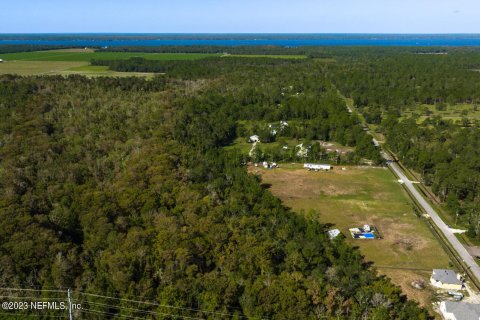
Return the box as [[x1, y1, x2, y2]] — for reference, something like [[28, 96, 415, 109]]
[[68, 288, 73, 320]]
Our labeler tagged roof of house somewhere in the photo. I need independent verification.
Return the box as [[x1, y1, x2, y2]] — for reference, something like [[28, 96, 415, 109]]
[[432, 269, 463, 285], [442, 301, 480, 320]]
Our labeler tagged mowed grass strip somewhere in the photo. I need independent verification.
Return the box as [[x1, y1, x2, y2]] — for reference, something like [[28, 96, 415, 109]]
[[0, 51, 220, 62], [225, 54, 307, 59], [253, 165, 451, 306], [0, 61, 88, 75], [0, 61, 155, 77]]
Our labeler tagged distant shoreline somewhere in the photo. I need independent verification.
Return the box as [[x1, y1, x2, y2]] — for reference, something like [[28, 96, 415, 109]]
[[1, 33, 480, 46]]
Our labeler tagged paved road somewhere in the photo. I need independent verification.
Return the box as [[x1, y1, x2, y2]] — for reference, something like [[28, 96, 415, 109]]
[[383, 152, 480, 283]]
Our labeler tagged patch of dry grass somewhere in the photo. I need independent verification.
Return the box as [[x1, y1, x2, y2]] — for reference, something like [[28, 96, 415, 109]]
[[254, 165, 451, 309]]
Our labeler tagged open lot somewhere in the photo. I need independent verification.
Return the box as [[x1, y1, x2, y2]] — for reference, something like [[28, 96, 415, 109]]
[[0, 61, 156, 77], [403, 103, 480, 123], [253, 164, 452, 308], [0, 61, 88, 75]]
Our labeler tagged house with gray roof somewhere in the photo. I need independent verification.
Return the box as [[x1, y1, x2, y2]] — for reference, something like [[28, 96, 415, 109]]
[[440, 301, 480, 320], [431, 269, 463, 290]]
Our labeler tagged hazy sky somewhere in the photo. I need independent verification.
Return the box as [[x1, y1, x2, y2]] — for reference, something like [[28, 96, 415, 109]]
[[0, 0, 478, 33]]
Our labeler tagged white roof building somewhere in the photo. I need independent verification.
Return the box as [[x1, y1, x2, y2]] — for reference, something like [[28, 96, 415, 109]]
[[440, 301, 480, 320], [431, 269, 463, 290], [304, 163, 332, 171], [249, 135, 260, 143]]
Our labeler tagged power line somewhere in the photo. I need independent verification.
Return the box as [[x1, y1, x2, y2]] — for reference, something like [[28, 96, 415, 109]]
[[0, 312, 68, 318], [0, 296, 65, 300], [0, 287, 265, 320], [0, 288, 67, 293], [78, 308, 146, 320], [73, 300, 205, 320], [79, 307, 192, 320], [74, 291, 251, 319]]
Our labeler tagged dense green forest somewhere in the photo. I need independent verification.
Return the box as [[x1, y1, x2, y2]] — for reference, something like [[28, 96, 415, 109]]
[[320, 48, 480, 238], [0, 55, 425, 319]]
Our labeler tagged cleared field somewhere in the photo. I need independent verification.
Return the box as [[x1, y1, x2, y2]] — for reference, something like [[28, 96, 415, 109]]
[[0, 51, 219, 62], [254, 164, 451, 308], [0, 60, 88, 75], [0, 61, 155, 77], [403, 103, 480, 123]]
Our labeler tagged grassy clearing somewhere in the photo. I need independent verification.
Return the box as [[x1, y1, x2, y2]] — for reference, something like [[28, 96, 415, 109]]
[[0, 51, 219, 62], [225, 54, 307, 59], [253, 164, 451, 308], [67, 65, 110, 72], [0, 60, 88, 75], [224, 137, 354, 156], [0, 60, 156, 78], [403, 103, 480, 123]]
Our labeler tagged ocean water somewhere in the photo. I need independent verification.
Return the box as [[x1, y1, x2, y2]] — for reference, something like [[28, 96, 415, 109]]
[[1, 34, 480, 47]]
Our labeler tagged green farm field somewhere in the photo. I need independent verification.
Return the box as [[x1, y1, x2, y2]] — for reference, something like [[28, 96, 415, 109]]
[[0, 61, 156, 77], [253, 164, 451, 308], [0, 61, 88, 75], [0, 50, 219, 62]]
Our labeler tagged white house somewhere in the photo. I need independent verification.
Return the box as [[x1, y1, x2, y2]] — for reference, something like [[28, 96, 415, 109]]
[[304, 163, 332, 171], [430, 269, 463, 290], [440, 301, 480, 320], [249, 135, 260, 143]]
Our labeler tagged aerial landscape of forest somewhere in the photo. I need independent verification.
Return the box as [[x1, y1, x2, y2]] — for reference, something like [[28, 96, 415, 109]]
[[2, 1, 480, 319]]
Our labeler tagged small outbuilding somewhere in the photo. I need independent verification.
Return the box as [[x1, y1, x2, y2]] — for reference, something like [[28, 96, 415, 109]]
[[304, 163, 332, 171], [430, 269, 463, 290], [249, 135, 260, 143]]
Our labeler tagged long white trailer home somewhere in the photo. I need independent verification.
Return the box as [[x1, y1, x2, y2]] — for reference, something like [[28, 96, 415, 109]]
[[304, 163, 332, 171]]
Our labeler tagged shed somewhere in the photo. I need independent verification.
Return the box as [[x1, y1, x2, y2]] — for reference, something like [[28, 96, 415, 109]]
[[304, 163, 332, 171], [430, 269, 463, 290], [249, 135, 260, 143]]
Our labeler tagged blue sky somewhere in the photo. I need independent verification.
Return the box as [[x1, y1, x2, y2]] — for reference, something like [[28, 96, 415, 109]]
[[0, 0, 478, 33]]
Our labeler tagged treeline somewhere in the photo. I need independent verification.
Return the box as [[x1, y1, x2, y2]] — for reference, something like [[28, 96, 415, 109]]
[[92, 56, 307, 79], [97, 45, 477, 58], [0, 44, 73, 54], [327, 51, 480, 112], [97, 45, 312, 55], [383, 115, 480, 237], [0, 69, 426, 317], [321, 47, 480, 238]]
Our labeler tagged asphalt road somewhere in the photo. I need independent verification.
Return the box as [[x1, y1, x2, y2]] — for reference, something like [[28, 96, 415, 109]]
[[384, 152, 480, 283]]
